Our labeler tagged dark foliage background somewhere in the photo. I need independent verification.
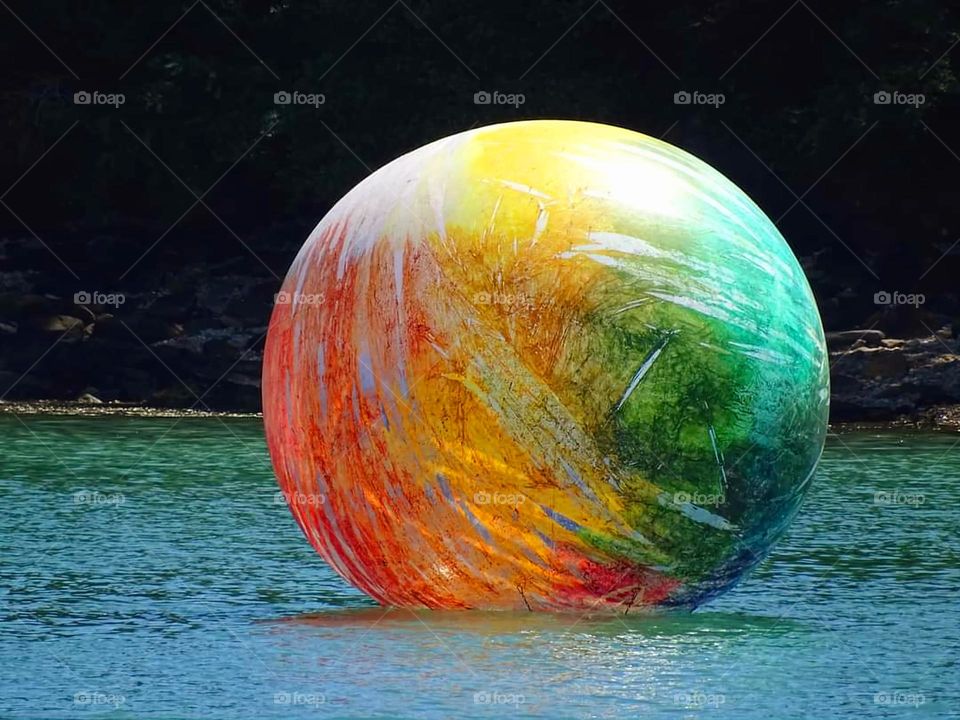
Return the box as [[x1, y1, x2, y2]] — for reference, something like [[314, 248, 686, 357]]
[[1, 0, 958, 411]]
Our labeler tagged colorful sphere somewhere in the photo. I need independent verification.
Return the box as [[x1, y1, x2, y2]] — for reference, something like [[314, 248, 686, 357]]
[[263, 120, 829, 612]]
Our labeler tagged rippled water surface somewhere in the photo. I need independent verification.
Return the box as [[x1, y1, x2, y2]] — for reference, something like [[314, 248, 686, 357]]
[[1, 416, 957, 718]]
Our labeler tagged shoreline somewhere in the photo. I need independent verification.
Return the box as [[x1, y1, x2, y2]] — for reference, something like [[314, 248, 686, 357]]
[[3, 399, 959, 431], [830, 406, 960, 432], [0, 400, 260, 419]]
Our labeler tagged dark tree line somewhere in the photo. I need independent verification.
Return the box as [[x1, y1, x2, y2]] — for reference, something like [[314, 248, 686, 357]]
[[0, 1, 958, 407]]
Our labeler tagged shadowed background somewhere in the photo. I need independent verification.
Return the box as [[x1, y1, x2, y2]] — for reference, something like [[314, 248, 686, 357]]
[[1, 0, 958, 413]]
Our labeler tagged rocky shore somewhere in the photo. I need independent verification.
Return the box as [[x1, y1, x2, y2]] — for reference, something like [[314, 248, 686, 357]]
[[1, 254, 277, 413], [827, 327, 960, 429], [3, 244, 960, 427]]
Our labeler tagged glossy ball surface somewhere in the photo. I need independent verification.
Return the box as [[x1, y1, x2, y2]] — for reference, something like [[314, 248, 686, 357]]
[[263, 120, 829, 612]]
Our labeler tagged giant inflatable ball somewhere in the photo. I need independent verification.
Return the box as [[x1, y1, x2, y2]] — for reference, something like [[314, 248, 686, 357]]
[[263, 120, 829, 612]]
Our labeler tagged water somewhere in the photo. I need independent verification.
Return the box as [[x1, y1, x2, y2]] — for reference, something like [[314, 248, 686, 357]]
[[1, 416, 957, 719]]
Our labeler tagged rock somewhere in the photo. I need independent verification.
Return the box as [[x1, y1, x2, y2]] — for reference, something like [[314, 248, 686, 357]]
[[830, 394, 918, 422], [828, 323, 960, 424], [902, 335, 951, 354], [832, 346, 906, 377], [903, 355, 960, 403], [861, 347, 908, 379], [0, 234, 285, 410], [38, 314, 84, 332], [31, 314, 89, 342], [152, 327, 264, 357], [93, 312, 181, 344], [825, 329, 885, 351]]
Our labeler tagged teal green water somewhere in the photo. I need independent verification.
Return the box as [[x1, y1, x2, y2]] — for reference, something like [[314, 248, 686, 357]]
[[1, 416, 957, 719]]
